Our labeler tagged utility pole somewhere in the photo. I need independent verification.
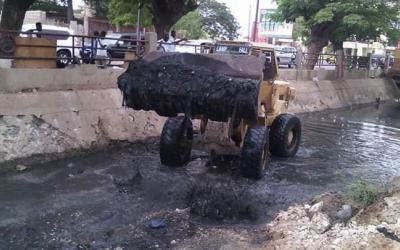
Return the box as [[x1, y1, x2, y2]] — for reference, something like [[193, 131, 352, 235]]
[[136, 1, 143, 55], [252, 0, 260, 42], [247, 5, 252, 41]]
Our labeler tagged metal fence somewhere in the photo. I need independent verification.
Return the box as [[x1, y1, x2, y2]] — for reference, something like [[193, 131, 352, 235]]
[[0, 29, 146, 67], [0, 29, 393, 71]]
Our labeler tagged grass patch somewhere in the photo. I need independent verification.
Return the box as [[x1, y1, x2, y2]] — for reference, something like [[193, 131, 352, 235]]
[[347, 181, 378, 205]]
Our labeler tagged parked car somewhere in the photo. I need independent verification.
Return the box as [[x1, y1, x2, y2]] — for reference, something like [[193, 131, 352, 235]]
[[21, 24, 79, 66], [276, 47, 296, 68], [103, 33, 145, 61], [324, 55, 337, 65], [174, 39, 213, 53], [371, 54, 394, 69]]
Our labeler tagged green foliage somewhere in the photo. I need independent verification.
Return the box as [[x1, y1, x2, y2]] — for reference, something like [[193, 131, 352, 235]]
[[174, 11, 206, 39], [108, 0, 239, 39], [347, 181, 378, 205], [108, 0, 152, 26], [274, 0, 400, 47], [197, 0, 239, 39], [174, 0, 240, 39], [292, 17, 310, 44]]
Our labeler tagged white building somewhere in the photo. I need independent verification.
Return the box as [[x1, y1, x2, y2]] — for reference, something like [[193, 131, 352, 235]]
[[256, 0, 294, 46]]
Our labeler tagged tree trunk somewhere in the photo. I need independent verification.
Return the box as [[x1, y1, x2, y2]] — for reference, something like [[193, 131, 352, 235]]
[[67, 0, 74, 22], [304, 24, 332, 70], [331, 40, 344, 78], [154, 23, 169, 39], [151, 0, 198, 39], [0, 0, 36, 30]]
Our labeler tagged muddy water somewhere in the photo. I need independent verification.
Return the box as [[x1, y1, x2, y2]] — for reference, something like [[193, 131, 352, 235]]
[[273, 102, 400, 188], [0, 102, 399, 249]]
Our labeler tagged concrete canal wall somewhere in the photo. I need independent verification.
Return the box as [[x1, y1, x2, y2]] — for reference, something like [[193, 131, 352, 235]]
[[0, 66, 397, 163]]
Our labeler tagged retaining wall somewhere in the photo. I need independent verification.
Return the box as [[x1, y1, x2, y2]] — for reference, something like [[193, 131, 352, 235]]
[[0, 66, 397, 163], [288, 78, 396, 113]]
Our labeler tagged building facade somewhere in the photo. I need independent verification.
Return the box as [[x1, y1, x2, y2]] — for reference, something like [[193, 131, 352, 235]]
[[254, 0, 294, 46], [259, 8, 293, 45]]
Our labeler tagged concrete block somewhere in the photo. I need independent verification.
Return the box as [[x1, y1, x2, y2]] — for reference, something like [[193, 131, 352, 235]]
[[0, 66, 124, 93]]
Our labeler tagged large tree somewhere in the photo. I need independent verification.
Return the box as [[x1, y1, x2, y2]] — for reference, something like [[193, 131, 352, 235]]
[[108, 0, 198, 38], [174, 0, 240, 39], [174, 11, 205, 39], [274, 0, 400, 69], [108, 0, 153, 27], [0, 0, 36, 30], [197, 0, 239, 39]]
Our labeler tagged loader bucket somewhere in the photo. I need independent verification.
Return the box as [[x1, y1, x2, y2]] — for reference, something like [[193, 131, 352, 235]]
[[117, 52, 266, 122]]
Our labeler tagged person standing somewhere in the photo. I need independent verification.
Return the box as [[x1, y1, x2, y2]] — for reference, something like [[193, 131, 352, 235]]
[[158, 30, 187, 52], [96, 31, 108, 68]]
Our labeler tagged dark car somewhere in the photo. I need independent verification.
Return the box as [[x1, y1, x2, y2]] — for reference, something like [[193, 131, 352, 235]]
[[370, 54, 394, 69], [103, 33, 145, 60]]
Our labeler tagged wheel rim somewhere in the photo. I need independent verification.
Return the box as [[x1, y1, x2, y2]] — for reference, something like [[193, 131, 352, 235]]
[[59, 53, 69, 64]]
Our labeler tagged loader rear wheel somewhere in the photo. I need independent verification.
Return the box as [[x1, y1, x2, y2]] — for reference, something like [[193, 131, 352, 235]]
[[160, 116, 193, 167], [240, 125, 269, 180], [270, 114, 301, 157]]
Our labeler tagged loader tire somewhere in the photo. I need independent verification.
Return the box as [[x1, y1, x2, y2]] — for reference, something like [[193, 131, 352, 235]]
[[240, 125, 269, 180], [270, 114, 301, 157], [160, 116, 193, 167]]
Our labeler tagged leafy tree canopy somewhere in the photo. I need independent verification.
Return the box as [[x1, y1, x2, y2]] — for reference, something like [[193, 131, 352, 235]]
[[197, 0, 239, 39], [108, 0, 152, 27], [174, 11, 206, 39], [108, 0, 198, 38], [274, 0, 400, 68], [174, 0, 240, 39]]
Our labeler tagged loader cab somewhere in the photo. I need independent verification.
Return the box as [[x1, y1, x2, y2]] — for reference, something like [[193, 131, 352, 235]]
[[251, 46, 278, 81]]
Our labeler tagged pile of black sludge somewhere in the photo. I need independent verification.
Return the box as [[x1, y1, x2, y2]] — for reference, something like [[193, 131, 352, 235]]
[[117, 56, 261, 122]]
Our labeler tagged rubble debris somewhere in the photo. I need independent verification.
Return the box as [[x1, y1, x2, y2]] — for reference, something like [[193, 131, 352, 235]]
[[149, 218, 167, 229], [15, 164, 28, 172], [336, 204, 352, 221]]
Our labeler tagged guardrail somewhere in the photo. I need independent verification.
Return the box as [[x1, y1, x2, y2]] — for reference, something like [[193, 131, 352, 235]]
[[0, 29, 147, 67], [0, 30, 393, 72]]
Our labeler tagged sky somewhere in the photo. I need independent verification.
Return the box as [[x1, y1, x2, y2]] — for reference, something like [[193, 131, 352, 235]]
[[72, 0, 275, 37]]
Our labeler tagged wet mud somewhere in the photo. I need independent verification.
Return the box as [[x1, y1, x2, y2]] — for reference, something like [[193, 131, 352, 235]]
[[0, 102, 400, 249]]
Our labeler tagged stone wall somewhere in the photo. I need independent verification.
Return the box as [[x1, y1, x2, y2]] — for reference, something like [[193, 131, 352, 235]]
[[0, 89, 165, 163], [288, 78, 396, 113], [0, 66, 397, 163]]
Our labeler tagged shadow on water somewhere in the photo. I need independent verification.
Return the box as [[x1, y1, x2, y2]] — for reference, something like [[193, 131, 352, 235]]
[[0, 102, 399, 248]]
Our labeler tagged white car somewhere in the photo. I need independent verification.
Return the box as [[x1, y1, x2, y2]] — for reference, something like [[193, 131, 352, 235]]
[[157, 39, 212, 53], [276, 47, 296, 68], [21, 24, 80, 65]]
